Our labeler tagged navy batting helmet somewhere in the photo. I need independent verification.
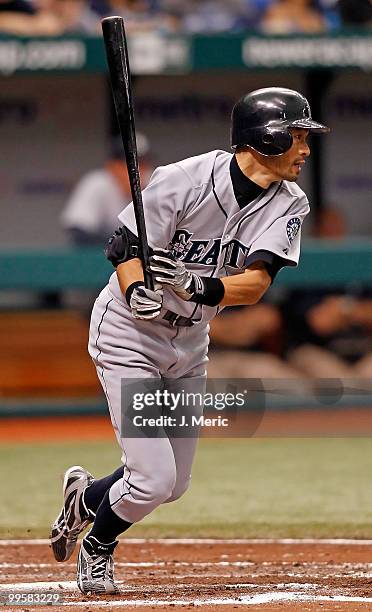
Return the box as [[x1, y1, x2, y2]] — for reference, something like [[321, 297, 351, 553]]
[[231, 87, 330, 156]]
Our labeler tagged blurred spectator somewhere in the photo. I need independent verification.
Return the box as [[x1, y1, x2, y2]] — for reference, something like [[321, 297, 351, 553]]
[[0, 0, 99, 35], [157, 0, 261, 33], [261, 0, 327, 33], [338, 0, 372, 27], [47, 0, 99, 33], [283, 208, 372, 378], [97, 0, 180, 33], [208, 302, 301, 378], [0, 0, 345, 35], [318, 0, 341, 29], [61, 134, 153, 246], [0, 0, 35, 14], [286, 292, 372, 378], [0, 0, 59, 34]]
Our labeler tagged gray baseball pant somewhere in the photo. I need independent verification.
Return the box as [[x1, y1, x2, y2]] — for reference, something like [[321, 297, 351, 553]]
[[88, 285, 208, 523]]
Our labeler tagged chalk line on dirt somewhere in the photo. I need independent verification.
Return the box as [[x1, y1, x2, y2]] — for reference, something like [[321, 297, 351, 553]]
[[1, 537, 372, 546], [2, 589, 372, 607]]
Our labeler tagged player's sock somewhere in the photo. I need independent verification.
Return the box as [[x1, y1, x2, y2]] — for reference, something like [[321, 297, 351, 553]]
[[83, 466, 124, 514], [88, 490, 132, 543]]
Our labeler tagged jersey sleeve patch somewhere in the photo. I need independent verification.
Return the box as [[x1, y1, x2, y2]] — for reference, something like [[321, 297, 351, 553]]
[[286, 217, 301, 243]]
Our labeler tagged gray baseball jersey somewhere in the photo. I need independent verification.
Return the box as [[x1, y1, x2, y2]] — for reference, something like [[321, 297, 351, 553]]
[[109, 149, 309, 324], [89, 149, 309, 524]]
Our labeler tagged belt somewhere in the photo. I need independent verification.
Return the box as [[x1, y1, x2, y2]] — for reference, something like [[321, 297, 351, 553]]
[[163, 310, 194, 327]]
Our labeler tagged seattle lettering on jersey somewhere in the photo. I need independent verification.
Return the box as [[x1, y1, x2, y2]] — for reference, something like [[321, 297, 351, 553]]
[[169, 229, 250, 269]]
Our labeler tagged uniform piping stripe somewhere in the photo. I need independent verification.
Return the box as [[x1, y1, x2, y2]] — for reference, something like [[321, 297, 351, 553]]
[[190, 303, 199, 318], [94, 298, 113, 361], [211, 170, 228, 219], [167, 327, 181, 372], [94, 299, 115, 426], [110, 467, 133, 516], [237, 182, 283, 232], [93, 298, 133, 517]]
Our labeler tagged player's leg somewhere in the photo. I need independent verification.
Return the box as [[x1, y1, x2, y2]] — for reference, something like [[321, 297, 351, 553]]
[[50, 464, 126, 563], [161, 373, 205, 504], [89, 361, 179, 525], [50, 290, 152, 579], [81, 376, 205, 541], [75, 290, 184, 593], [164, 436, 199, 503], [77, 369, 178, 595], [50, 466, 95, 563], [83, 466, 124, 513], [91, 376, 205, 542]]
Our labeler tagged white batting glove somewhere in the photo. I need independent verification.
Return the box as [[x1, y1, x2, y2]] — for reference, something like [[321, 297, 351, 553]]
[[149, 249, 199, 301], [129, 283, 163, 320]]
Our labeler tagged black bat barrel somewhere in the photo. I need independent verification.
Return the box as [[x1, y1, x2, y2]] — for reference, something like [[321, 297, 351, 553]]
[[102, 16, 153, 290]]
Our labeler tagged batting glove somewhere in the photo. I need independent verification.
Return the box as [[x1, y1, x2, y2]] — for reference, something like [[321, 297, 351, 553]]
[[128, 282, 163, 320], [149, 249, 197, 300], [150, 249, 225, 307]]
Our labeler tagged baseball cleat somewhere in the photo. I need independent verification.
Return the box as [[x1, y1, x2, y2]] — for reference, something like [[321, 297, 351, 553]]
[[77, 533, 119, 595], [50, 465, 94, 562]]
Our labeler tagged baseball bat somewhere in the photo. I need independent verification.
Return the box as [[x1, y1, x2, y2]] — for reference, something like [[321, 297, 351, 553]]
[[101, 15, 154, 290]]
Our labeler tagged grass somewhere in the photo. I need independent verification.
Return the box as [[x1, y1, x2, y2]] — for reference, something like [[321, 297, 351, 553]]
[[1, 438, 372, 538]]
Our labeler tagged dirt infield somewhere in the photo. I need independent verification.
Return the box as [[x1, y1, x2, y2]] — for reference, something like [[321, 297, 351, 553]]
[[2, 539, 372, 610]]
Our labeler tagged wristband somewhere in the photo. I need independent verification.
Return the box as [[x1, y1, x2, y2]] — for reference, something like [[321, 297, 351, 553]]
[[125, 281, 145, 306], [190, 276, 225, 307]]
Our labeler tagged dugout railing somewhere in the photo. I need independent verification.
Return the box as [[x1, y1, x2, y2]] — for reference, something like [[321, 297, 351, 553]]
[[1, 239, 372, 290]]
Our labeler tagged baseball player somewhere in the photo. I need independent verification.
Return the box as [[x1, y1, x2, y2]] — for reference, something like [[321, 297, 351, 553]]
[[50, 87, 329, 594], [61, 133, 152, 245]]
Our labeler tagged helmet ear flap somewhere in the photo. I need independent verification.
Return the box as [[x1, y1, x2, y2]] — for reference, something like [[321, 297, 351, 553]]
[[258, 126, 293, 156], [232, 125, 293, 156]]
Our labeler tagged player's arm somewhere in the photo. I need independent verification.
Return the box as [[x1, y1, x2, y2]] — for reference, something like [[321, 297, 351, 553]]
[[116, 258, 143, 295], [220, 262, 271, 306], [150, 250, 271, 308], [105, 227, 162, 320], [149, 199, 309, 308]]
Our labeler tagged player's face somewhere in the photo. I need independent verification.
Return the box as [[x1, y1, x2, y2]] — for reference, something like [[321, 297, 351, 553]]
[[265, 129, 310, 182]]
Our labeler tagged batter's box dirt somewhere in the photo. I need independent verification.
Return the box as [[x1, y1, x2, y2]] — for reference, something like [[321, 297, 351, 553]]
[[1, 540, 372, 610]]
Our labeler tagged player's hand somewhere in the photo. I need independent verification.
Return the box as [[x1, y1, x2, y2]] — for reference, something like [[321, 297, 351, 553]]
[[130, 283, 163, 320], [149, 249, 198, 301]]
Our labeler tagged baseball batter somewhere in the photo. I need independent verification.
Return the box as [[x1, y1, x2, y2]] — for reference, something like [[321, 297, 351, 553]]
[[50, 87, 330, 594]]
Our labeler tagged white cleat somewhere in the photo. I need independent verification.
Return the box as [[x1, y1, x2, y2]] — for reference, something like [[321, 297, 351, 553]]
[[77, 533, 119, 595], [50, 465, 94, 562]]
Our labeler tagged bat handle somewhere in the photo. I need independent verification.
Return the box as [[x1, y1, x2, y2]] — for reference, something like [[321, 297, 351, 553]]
[[144, 265, 154, 291]]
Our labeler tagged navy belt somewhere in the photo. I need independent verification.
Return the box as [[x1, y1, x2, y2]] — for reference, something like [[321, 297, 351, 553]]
[[163, 310, 194, 327]]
